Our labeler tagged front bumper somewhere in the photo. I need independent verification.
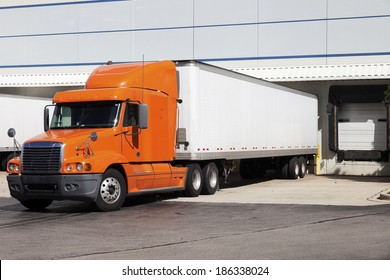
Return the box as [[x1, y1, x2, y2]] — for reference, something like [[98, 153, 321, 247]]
[[7, 174, 103, 202]]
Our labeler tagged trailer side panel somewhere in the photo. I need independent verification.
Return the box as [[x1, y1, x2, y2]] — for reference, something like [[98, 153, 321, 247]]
[[175, 62, 318, 160]]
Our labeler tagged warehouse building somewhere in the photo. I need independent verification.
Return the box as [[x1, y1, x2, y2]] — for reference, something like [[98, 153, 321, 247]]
[[1, 0, 390, 175]]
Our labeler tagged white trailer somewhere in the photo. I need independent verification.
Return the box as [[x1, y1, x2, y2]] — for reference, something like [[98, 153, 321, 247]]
[[0, 94, 51, 170], [174, 61, 318, 179]]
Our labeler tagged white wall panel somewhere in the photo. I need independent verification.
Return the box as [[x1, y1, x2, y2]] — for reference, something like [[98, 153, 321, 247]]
[[1, 0, 390, 72], [134, 0, 193, 28], [26, 36, 78, 65], [26, 5, 78, 34], [259, 0, 327, 21], [0, 0, 27, 6], [328, 18, 390, 55], [0, 38, 26, 65], [79, 32, 133, 64], [134, 29, 193, 61], [0, 9, 26, 36], [194, 0, 257, 25], [258, 21, 326, 58], [328, 0, 390, 18], [194, 25, 257, 60], [79, 1, 133, 32]]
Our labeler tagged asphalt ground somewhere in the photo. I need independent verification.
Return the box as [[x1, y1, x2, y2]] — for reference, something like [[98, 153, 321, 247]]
[[1, 171, 390, 260], [1, 171, 390, 206]]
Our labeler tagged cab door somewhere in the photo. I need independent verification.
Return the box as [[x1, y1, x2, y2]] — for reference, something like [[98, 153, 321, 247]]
[[121, 102, 155, 191]]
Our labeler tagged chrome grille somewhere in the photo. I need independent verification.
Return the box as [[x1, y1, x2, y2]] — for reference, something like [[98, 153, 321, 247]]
[[22, 142, 62, 174]]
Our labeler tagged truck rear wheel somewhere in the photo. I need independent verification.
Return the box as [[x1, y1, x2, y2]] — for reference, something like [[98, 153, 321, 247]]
[[20, 199, 53, 211], [184, 164, 203, 197], [95, 169, 127, 212], [201, 162, 219, 195]]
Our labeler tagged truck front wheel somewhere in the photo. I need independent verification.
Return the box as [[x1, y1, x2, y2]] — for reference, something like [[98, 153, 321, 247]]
[[95, 169, 127, 211], [184, 164, 203, 197]]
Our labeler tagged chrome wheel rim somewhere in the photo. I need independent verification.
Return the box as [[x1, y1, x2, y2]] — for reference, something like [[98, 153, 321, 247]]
[[100, 177, 121, 204], [192, 170, 202, 191], [208, 168, 218, 188], [294, 162, 299, 176]]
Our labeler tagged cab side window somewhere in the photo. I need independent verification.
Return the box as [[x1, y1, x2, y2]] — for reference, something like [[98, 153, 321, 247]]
[[124, 103, 139, 127]]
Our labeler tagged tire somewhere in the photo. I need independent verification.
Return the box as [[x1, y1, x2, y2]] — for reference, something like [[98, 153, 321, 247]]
[[1, 153, 15, 171], [201, 162, 219, 195], [288, 157, 299, 179], [184, 164, 203, 197], [298, 156, 307, 178], [20, 199, 53, 210], [94, 169, 127, 212]]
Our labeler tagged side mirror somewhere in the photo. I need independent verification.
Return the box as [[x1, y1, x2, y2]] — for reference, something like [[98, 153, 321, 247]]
[[138, 104, 148, 129], [7, 128, 16, 138], [44, 107, 50, 131], [7, 128, 22, 157]]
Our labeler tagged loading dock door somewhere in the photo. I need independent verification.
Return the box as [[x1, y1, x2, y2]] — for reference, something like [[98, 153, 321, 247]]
[[338, 103, 387, 151]]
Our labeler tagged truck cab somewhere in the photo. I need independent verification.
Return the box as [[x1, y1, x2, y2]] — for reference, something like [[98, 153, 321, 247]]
[[7, 61, 187, 211]]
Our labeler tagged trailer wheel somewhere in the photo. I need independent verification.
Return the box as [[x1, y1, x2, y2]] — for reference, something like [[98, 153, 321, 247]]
[[289, 157, 299, 179], [20, 199, 53, 211], [184, 164, 203, 197], [298, 156, 307, 178], [95, 169, 127, 212], [201, 162, 219, 195]]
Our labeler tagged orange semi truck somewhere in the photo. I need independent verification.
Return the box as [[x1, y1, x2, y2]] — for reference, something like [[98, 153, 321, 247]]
[[7, 61, 318, 211]]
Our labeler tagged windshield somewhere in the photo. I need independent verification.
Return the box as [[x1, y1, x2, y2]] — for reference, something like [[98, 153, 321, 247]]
[[50, 101, 121, 129]]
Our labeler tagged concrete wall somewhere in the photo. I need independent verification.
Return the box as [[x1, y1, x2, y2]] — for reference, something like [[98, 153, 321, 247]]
[[1, 0, 390, 74], [1, 0, 390, 175]]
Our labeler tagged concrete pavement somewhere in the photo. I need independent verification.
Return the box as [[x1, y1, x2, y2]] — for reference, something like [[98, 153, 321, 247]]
[[173, 173, 390, 206], [1, 171, 390, 206], [0, 172, 9, 198]]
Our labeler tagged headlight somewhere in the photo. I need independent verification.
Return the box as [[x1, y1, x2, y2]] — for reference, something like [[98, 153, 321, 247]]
[[8, 163, 20, 173], [76, 163, 83, 171], [65, 163, 91, 172]]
